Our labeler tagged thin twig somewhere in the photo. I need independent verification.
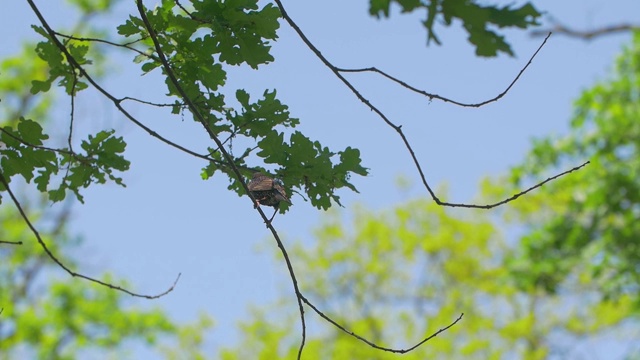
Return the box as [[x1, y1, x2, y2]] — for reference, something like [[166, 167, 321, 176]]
[[441, 160, 590, 208], [0, 170, 180, 298], [174, 0, 205, 23], [54, 30, 153, 58], [68, 74, 77, 152], [118, 96, 183, 108], [335, 33, 552, 108], [0, 240, 23, 246], [531, 23, 640, 40], [301, 294, 463, 353]]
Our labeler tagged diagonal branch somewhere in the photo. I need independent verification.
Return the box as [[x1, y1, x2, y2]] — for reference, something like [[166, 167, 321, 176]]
[[26, 0, 214, 165], [134, 2, 310, 358], [23, 0, 183, 300], [273, 0, 587, 209], [335, 33, 551, 108], [28, 0, 261, 180], [0, 171, 180, 299]]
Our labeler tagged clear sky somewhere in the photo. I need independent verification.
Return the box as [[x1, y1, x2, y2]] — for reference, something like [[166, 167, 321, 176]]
[[2, 0, 639, 356]]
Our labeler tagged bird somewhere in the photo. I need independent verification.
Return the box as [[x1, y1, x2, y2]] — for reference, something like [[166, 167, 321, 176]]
[[247, 172, 292, 223]]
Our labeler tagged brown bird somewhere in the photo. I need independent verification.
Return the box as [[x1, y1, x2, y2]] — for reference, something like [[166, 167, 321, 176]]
[[247, 172, 292, 223]]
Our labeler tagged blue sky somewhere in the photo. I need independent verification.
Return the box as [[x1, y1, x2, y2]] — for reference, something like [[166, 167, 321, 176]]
[[2, 0, 639, 356]]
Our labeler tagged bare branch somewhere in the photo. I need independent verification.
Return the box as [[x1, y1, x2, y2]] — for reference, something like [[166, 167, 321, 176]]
[[273, 1, 587, 209], [440, 160, 590, 209], [531, 23, 640, 40], [335, 33, 551, 108], [119, 96, 184, 108], [0, 170, 180, 299], [301, 294, 463, 354]]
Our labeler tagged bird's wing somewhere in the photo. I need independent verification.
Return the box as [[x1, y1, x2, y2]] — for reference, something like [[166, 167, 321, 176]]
[[248, 175, 274, 191]]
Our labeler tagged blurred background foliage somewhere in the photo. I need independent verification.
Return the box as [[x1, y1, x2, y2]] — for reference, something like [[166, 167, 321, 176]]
[[1, 0, 639, 358]]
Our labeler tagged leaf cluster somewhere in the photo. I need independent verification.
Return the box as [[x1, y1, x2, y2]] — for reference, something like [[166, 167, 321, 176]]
[[5, 0, 547, 213], [116, 0, 368, 210], [30, 25, 91, 95], [1, 118, 129, 204], [369, 0, 541, 56]]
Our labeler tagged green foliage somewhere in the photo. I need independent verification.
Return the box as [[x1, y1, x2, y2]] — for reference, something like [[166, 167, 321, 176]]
[[196, 86, 367, 209], [0, 45, 55, 121], [0, 118, 55, 188], [221, 197, 636, 358], [1, 6, 130, 205], [67, 0, 119, 13], [3, 0, 545, 213], [0, 118, 130, 204], [31, 25, 90, 95], [0, 5, 216, 354], [492, 30, 640, 301], [160, 314, 215, 360], [368, 0, 541, 56], [114, 0, 368, 210]]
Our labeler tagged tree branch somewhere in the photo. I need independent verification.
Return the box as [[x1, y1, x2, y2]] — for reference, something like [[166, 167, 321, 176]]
[[134, 2, 311, 358], [301, 293, 463, 354], [335, 33, 551, 108], [531, 23, 640, 40], [273, 1, 584, 209], [25, 0, 217, 165], [0, 170, 180, 299], [0, 240, 23, 246], [53, 30, 152, 57], [21, 0, 183, 300]]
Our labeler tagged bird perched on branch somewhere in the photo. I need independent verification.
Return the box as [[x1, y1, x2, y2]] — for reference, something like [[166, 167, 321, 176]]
[[247, 172, 292, 223]]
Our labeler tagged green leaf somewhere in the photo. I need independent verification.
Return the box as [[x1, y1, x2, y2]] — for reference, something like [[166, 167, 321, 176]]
[[30, 79, 52, 94], [17, 118, 48, 145], [368, 0, 542, 56], [117, 16, 143, 37]]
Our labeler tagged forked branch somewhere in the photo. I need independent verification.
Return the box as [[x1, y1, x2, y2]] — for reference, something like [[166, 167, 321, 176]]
[[335, 33, 551, 108], [273, 0, 588, 209]]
